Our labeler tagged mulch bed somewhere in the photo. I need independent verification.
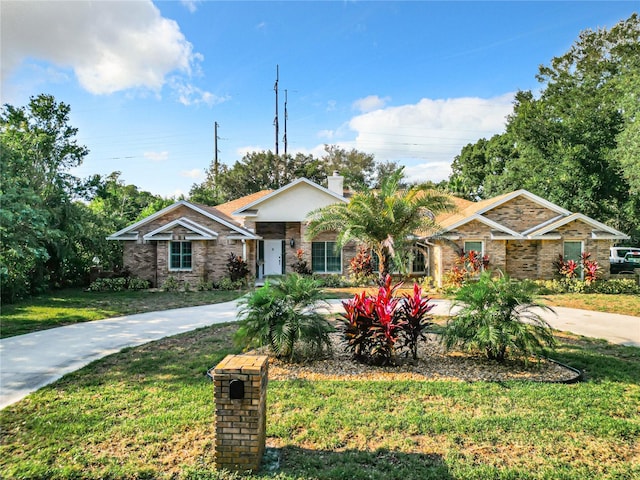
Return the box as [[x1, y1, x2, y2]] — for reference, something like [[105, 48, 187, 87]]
[[266, 331, 580, 383]]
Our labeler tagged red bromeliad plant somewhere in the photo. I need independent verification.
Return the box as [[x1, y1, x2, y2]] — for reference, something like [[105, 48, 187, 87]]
[[341, 275, 434, 365]]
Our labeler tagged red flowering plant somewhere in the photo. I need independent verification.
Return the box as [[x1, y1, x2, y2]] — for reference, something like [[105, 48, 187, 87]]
[[581, 252, 600, 284], [444, 250, 490, 289], [341, 275, 434, 365], [291, 248, 312, 275], [553, 253, 600, 284], [398, 283, 435, 360]]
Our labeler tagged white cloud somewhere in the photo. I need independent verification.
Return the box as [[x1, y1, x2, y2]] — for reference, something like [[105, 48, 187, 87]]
[[317, 129, 335, 140], [180, 0, 201, 13], [326, 100, 337, 112], [1, 0, 203, 97], [404, 161, 454, 184], [170, 78, 230, 106], [352, 95, 390, 113], [181, 168, 205, 179], [144, 151, 169, 162], [347, 93, 514, 174]]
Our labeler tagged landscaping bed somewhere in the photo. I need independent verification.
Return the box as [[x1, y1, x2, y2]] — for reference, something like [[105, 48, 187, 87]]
[[267, 330, 580, 383]]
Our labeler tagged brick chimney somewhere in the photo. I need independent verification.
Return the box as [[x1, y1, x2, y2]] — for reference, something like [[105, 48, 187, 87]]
[[327, 171, 344, 196]]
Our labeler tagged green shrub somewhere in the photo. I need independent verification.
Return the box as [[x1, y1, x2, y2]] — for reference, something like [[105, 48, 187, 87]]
[[196, 279, 214, 291], [87, 277, 127, 292], [234, 274, 334, 362], [442, 272, 556, 363], [534, 278, 640, 295], [217, 277, 244, 291], [161, 276, 181, 292], [127, 277, 150, 291], [313, 273, 349, 288]]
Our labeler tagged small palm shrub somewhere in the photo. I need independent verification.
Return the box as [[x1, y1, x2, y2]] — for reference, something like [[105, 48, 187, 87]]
[[234, 274, 334, 362], [441, 272, 556, 363], [341, 275, 434, 365]]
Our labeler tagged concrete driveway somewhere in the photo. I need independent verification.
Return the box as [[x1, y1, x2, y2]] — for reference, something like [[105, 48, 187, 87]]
[[1, 299, 638, 410]]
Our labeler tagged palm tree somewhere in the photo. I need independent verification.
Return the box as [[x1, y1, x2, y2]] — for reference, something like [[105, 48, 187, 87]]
[[306, 167, 455, 281]]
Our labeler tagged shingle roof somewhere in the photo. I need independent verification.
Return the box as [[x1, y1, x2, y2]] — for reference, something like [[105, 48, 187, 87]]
[[213, 190, 273, 219]]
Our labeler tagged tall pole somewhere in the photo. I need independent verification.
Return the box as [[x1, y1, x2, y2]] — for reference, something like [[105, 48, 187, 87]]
[[213, 121, 220, 183], [274, 65, 279, 155], [283, 89, 288, 155]]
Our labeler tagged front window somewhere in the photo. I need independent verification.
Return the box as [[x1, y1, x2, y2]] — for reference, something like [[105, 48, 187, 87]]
[[311, 241, 341, 273], [411, 248, 426, 274], [170, 241, 192, 270]]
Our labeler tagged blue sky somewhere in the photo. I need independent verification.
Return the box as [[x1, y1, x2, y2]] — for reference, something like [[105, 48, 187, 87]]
[[2, 1, 637, 198]]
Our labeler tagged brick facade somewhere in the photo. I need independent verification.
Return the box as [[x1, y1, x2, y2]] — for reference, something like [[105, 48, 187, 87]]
[[484, 196, 559, 232], [430, 201, 617, 285]]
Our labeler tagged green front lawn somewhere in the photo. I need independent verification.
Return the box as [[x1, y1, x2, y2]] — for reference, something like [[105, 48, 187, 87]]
[[0, 289, 243, 338], [1, 323, 638, 479], [2, 288, 638, 339]]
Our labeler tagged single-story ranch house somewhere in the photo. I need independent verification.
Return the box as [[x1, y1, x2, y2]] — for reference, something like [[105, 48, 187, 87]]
[[108, 174, 629, 287]]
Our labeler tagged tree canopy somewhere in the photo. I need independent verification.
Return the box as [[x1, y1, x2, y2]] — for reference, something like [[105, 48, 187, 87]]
[[189, 145, 404, 205], [1, 95, 171, 303], [447, 13, 640, 241]]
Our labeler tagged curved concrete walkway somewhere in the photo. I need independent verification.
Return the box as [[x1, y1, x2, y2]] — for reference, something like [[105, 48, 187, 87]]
[[1, 299, 638, 410]]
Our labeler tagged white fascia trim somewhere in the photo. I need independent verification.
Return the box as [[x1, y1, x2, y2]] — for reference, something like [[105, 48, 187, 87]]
[[592, 232, 630, 240], [143, 217, 219, 240], [106, 232, 139, 241], [231, 177, 347, 216], [440, 214, 524, 238], [186, 203, 260, 239], [521, 214, 566, 236], [108, 201, 190, 239], [529, 234, 562, 240], [108, 200, 259, 241], [528, 213, 629, 238], [475, 190, 572, 217]]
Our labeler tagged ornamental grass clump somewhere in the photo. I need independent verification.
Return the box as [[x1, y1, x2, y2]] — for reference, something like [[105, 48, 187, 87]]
[[442, 271, 556, 363], [342, 275, 434, 365]]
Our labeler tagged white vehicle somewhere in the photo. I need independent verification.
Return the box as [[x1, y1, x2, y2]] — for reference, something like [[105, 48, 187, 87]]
[[610, 246, 640, 264]]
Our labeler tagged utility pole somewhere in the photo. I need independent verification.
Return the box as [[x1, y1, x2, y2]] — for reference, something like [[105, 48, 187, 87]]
[[283, 89, 288, 155], [274, 65, 279, 155], [213, 121, 220, 183]]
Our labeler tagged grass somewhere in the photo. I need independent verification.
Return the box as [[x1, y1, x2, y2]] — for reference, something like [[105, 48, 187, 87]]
[[2, 287, 638, 339], [0, 288, 244, 338], [540, 293, 640, 317], [1, 323, 639, 480]]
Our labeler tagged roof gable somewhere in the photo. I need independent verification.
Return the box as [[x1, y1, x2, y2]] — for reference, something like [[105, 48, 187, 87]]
[[527, 213, 629, 240], [232, 178, 347, 221], [433, 189, 629, 241], [107, 200, 259, 240], [143, 217, 219, 241]]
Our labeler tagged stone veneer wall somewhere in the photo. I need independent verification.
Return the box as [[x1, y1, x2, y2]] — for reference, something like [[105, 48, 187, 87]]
[[213, 355, 269, 472]]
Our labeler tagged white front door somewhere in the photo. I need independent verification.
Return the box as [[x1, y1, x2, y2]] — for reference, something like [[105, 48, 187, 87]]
[[264, 240, 283, 275]]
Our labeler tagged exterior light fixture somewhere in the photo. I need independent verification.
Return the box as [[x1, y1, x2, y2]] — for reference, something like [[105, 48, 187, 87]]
[[290, 238, 295, 248]]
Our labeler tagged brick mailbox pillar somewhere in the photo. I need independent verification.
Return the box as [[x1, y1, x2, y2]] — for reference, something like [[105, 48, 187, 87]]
[[213, 354, 269, 472]]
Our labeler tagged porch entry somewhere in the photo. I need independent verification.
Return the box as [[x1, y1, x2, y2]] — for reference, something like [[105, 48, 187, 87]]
[[261, 240, 285, 276]]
